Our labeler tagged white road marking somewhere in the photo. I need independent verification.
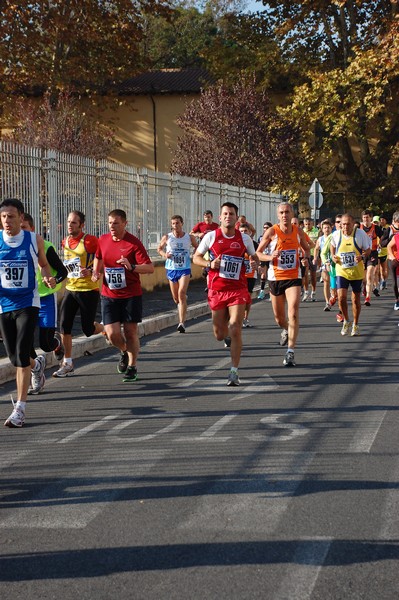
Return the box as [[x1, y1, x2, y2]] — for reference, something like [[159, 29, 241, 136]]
[[175, 357, 232, 388], [273, 538, 332, 600], [347, 410, 386, 453], [57, 414, 120, 444], [177, 413, 238, 442], [107, 412, 186, 442], [180, 452, 315, 533], [380, 461, 399, 539]]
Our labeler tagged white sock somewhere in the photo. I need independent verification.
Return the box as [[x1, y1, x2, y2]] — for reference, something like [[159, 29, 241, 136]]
[[230, 366, 238, 374], [64, 357, 73, 365], [16, 400, 26, 412]]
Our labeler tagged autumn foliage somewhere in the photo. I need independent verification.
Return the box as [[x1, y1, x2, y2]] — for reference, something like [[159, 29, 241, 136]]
[[3, 92, 119, 160], [171, 78, 303, 191]]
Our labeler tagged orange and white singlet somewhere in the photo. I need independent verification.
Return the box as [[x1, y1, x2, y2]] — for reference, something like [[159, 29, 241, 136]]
[[267, 224, 302, 281]]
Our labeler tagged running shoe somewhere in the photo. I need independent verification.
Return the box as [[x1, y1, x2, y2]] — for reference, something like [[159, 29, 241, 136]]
[[4, 399, 25, 428], [302, 291, 309, 302], [117, 351, 128, 374], [323, 303, 331, 312], [242, 319, 248, 328], [283, 350, 296, 367], [53, 362, 74, 378], [336, 312, 344, 323], [311, 292, 316, 302], [29, 355, 46, 395], [227, 370, 240, 386], [224, 337, 231, 348], [53, 331, 65, 362], [177, 323, 186, 333], [364, 297, 371, 306], [351, 324, 360, 336], [279, 329, 288, 346], [372, 288, 380, 297], [257, 290, 265, 300], [329, 296, 337, 307], [123, 366, 138, 382], [341, 321, 351, 336], [394, 301, 399, 311]]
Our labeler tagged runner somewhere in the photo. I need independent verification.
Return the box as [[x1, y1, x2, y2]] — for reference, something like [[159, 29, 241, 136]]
[[386, 216, 399, 311], [92, 209, 154, 382], [190, 210, 219, 240], [257, 222, 272, 300], [320, 216, 340, 317], [193, 202, 258, 386], [257, 202, 311, 367], [301, 216, 320, 302], [0, 198, 54, 428], [158, 215, 198, 333], [313, 219, 334, 311], [330, 213, 371, 336], [360, 210, 383, 306], [239, 222, 258, 327], [21, 214, 67, 394], [381, 211, 399, 309], [53, 210, 104, 378], [377, 213, 389, 290], [235, 215, 256, 237]]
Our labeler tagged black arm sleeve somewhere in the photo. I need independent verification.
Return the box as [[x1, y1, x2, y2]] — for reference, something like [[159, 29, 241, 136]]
[[379, 228, 391, 248], [46, 246, 68, 284]]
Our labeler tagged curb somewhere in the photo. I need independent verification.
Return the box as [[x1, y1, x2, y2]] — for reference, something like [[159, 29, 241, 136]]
[[0, 289, 261, 386], [0, 300, 212, 386]]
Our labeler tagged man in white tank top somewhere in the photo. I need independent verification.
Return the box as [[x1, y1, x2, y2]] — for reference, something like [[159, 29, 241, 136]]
[[158, 215, 198, 333]]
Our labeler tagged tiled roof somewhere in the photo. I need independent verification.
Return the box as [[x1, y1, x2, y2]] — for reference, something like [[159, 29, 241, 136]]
[[117, 68, 215, 95]]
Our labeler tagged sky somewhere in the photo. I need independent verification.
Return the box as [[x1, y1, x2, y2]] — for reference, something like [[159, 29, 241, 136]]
[[245, 0, 264, 12]]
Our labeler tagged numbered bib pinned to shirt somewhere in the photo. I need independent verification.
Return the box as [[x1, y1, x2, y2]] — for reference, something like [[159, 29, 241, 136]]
[[105, 267, 127, 289], [219, 254, 244, 280], [340, 252, 356, 268], [277, 249, 297, 270], [0, 260, 29, 289], [64, 257, 81, 278]]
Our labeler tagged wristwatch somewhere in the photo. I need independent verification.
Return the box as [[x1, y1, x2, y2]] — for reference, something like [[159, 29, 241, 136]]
[[206, 261, 211, 268]]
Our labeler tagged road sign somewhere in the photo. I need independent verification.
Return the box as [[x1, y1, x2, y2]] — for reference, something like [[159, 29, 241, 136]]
[[308, 178, 323, 209]]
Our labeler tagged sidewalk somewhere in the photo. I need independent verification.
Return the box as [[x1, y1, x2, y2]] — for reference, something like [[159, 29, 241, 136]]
[[0, 278, 213, 384]]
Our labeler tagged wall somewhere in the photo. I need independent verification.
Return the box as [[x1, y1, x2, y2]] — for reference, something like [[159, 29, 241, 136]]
[[107, 94, 195, 172]]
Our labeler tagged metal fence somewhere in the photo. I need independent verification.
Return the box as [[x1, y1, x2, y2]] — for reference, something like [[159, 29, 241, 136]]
[[0, 141, 282, 256]]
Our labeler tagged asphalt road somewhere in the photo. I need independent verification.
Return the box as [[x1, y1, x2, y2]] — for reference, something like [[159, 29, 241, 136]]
[[0, 287, 398, 599]]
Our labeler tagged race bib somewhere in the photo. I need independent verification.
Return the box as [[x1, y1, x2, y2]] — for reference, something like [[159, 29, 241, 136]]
[[219, 254, 243, 280], [278, 249, 297, 270], [105, 267, 127, 289], [0, 259, 29, 289], [244, 259, 252, 273], [340, 252, 356, 268], [64, 257, 81, 278], [172, 249, 189, 269]]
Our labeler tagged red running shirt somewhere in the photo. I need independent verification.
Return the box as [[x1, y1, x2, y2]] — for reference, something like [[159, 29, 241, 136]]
[[96, 232, 152, 298]]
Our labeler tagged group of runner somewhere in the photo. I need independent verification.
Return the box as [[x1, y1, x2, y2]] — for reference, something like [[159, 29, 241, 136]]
[[1, 198, 398, 427], [0, 199, 153, 428]]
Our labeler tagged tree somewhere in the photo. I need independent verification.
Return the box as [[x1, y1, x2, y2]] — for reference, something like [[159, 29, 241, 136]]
[[0, 0, 172, 108], [261, 0, 399, 210], [171, 78, 304, 192], [3, 91, 119, 159], [140, 5, 217, 69]]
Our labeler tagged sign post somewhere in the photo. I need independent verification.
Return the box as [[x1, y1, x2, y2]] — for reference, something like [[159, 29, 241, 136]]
[[308, 178, 323, 220]]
